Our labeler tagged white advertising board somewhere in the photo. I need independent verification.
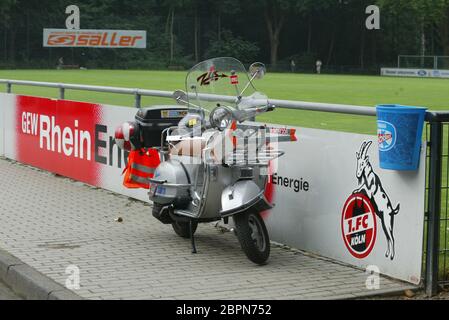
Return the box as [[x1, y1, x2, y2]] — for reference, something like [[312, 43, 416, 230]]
[[43, 29, 147, 48], [381, 67, 449, 78], [265, 127, 426, 284], [0, 93, 426, 284]]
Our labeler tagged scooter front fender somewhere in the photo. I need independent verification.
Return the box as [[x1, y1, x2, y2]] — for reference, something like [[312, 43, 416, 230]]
[[220, 180, 272, 217]]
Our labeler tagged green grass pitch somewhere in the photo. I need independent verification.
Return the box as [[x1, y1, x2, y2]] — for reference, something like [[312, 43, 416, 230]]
[[1, 69, 448, 134]]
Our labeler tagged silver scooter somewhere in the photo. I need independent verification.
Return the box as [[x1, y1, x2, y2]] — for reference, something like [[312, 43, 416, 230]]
[[121, 57, 296, 264]]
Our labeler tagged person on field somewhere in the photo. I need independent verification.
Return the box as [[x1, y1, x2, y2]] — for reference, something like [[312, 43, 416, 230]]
[[290, 60, 296, 73], [316, 59, 323, 74], [79, 52, 87, 69], [57, 57, 64, 70]]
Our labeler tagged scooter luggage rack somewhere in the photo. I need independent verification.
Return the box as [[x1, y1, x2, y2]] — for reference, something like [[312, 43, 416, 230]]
[[224, 149, 285, 167], [162, 126, 201, 144]]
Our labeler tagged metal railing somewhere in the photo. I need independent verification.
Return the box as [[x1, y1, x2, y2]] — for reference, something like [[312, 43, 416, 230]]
[[0, 79, 175, 108], [0, 78, 447, 297], [0, 79, 377, 116]]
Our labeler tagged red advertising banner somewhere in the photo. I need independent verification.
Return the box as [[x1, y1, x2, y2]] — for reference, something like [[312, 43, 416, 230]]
[[3, 95, 149, 202], [16, 96, 103, 186]]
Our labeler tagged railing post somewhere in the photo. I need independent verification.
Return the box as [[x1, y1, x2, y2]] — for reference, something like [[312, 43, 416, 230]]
[[6, 82, 12, 93], [134, 92, 141, 109], [426, 121, 443, 296], [59, 87, 65, 100]]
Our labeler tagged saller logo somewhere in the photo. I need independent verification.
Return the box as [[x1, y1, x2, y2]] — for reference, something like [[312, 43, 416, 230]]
[[43, 29, 146, 48], [341, 141, 400, 260], [48, 35, 77, 46]]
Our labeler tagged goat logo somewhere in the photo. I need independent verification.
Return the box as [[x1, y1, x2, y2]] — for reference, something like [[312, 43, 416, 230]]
[[342, 141, 400, 260]]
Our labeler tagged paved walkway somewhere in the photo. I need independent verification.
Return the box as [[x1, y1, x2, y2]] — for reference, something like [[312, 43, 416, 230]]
[[0, 158, 416, 300]]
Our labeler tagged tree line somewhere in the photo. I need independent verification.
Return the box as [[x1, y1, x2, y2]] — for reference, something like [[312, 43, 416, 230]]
[[1, 0, 449, 73]]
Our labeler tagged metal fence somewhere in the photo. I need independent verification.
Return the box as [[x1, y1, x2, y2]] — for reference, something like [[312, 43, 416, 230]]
[[424, 114, 449, 296], [1, 78, 448, 296]]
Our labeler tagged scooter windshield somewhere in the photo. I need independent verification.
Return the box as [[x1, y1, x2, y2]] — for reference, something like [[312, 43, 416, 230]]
[[186, 57, 265, 113]]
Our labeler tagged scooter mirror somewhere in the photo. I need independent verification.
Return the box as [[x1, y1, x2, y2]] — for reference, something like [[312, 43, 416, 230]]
[[173, 90, 188, 105], [249, 62, 266, 80]]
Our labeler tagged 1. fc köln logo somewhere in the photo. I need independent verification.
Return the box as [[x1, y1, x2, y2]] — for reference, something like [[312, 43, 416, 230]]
[[341, 194, 377, 259], [341, 141, 400, 260]]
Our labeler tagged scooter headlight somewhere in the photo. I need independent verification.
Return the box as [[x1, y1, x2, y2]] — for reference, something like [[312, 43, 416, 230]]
[[210, 106, 233, 131]]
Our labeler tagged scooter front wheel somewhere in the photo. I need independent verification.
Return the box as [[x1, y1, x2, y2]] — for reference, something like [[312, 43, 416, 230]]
[[172, 221, 198, 239], [234, 210, 270, 265]]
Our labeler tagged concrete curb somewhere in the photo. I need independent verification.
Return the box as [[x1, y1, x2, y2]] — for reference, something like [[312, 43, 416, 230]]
[[343, 285, 421, 300], [0, 248, 83, 300]]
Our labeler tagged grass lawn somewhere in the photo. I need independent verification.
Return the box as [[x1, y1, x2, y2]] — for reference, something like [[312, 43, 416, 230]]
[[1, 69, 449, 134]]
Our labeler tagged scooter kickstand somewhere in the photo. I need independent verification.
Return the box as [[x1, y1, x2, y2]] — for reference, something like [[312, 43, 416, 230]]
[[190, 220, 197, 254]]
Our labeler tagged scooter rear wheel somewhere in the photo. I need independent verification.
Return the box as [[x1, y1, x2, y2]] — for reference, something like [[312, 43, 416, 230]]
[[172, 221, 198, 239], [234, 210, 270, 265]]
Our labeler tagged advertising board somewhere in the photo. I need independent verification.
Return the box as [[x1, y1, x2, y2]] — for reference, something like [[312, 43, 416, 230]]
[[43, 29, 147, 48], [0, 94, 426, 284], [381, 67, 449, 79], [265, 127, 426, 284]]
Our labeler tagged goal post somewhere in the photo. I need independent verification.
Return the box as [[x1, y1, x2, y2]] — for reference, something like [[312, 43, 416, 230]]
[[398, 55, 449, 69], [436, 56, 449, 69], [382, 55, 449, 78]]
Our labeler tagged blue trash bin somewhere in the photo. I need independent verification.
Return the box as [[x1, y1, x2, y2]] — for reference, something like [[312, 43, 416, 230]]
[[376, 104, 427, 171]]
